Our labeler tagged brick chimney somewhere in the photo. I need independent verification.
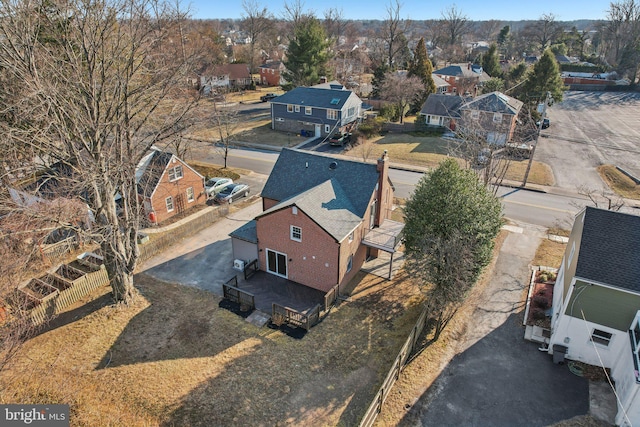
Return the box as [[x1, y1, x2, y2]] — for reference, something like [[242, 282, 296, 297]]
[[375, 150, 390, 227]]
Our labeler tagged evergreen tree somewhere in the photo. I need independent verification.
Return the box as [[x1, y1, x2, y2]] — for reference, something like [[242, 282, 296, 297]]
[[520, 48, 565, 105], [407, 37, 436, 114], [404, 159, 503, 339], [283, 17, 332, 87], [481, 43, 502, 78], [371, 63, 390, 99]]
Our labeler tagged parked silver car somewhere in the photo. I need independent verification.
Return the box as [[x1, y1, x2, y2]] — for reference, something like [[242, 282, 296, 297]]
[[205, 177, 233, 197]]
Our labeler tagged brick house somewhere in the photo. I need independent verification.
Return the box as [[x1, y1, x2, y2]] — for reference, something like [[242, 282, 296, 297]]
[[230, 148, 403, 293], [136, 149, 206, 224], [269, 84, 364, 138], [258, 61, 286, 87], [457, 91, 523, 145]]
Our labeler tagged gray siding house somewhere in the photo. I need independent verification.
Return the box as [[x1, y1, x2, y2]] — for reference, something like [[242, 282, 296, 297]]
[[269, 84, 363, 137]]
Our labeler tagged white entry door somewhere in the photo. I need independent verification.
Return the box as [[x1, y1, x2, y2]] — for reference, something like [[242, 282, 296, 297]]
[[315, 124, 321, 137]]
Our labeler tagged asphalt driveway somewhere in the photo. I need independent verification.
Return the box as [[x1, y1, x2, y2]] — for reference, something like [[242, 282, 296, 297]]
[[401, 227, 589, 426], [139, 201, 263, 294]]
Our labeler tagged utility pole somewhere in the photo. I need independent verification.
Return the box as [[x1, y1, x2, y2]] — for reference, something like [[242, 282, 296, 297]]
[[522, 91, 551, 187]]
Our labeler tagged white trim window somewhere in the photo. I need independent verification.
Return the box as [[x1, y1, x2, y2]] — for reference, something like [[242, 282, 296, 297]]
[[348, 232, 354, 243], [165, 196, 174, 212], [168, 165, 183, 181], [325, 124, 331, 133], [186, 187, 195, 203], [346, 254, 353, 272], [287, 105, 294, 113], [295, 105, 300, 112], [493, 112, 503, 123], [290, 225, 302, 242], [347, 106, 356, 117], [305, 106, 312, 115], [591, 328, 613, 347], [327, 109, 338, 120]]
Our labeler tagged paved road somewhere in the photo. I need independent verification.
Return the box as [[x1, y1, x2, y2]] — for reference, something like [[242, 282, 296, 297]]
[[536, 91, 640, 190], [401, 226, 589, 427]]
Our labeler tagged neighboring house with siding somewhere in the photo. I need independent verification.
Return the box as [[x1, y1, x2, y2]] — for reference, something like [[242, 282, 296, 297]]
[[269, 84, 364, 138], [200, 63, 252, 95], [136, 149, 206, 224], [548, 207, 640, 427], [229, 148, 403, 293], [433, 63, 491, 96], [419, 94, 464, 130]]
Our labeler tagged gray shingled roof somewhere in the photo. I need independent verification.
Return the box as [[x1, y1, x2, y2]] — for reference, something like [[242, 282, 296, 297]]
[[229, 220, 257, 243], [575, 206, 640, 293], [137, 150, 173, 198], [261, 148, 379, 218], [420, 94, 464, 117], [460, 91, 523, 115], [258, 179, 362, 241], [434, 63, 491, 80], [270, 86, 356, 109]]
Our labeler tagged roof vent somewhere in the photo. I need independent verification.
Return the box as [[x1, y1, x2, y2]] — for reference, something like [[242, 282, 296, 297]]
[[329, 161, 338, 170]]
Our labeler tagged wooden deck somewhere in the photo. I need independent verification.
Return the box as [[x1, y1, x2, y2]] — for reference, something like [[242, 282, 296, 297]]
[[235, 270, 325, 314]]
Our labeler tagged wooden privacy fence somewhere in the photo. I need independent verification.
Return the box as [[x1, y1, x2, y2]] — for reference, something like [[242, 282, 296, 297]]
[[26, 266, 110, 326], [359, 306, 429, 427], [223, 281, 255, 312], [272, 303, 321, 332]]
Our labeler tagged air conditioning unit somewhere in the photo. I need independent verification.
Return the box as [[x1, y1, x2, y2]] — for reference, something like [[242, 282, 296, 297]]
[[233, 259, 245, 271]]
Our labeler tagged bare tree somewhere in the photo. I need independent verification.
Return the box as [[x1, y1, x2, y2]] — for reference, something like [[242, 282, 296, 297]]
[[323, 7, 348, 43], [477, 20, 503, 42], [441, 4, 472, 46], [380, 72, 423, 123], [210, 106, 241, 169], [575, 185, 625, 211], [0, 0, 198, 304], [241, 0, 274, 76], [526, 13, 562, 50], [381, 0, 411, 68]]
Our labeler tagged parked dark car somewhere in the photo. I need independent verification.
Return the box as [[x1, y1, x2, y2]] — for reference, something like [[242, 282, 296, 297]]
[[214, 183, 250, 204], [536, 118, 550, 129], [329, 133, 352, 146], [260, 93, 278, 102]]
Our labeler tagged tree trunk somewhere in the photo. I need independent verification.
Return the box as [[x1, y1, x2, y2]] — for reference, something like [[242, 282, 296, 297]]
[[108, 268, 137, 304]]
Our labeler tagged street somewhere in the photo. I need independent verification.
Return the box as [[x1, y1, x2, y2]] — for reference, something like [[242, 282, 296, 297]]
[[195, 145, 616, 229]]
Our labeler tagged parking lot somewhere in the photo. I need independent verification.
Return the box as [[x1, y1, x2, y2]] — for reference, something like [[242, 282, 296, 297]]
[[536, 91, 640, 191]]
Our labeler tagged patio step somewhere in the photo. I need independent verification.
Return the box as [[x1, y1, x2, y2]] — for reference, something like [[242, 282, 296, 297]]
[[246, 310, 271, 327]]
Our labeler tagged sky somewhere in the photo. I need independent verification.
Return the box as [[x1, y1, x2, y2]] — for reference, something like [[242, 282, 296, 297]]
[[187, 0, 611, 22]]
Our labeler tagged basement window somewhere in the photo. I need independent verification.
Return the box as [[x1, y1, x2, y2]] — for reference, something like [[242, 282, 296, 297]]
[[591, 329, 613, 347]]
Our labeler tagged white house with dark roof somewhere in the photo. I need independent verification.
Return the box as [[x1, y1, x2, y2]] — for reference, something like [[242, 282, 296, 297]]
[[230, 148, 403, 293], [548, 207, 640, 426], [269, 85, 364, 138], [419, 93, 464, 129]]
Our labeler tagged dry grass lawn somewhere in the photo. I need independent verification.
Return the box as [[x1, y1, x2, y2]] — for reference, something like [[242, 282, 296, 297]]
[[532, 238, 567, 269], [597, 164, 640, 200], [0, 269, 424, 426]]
